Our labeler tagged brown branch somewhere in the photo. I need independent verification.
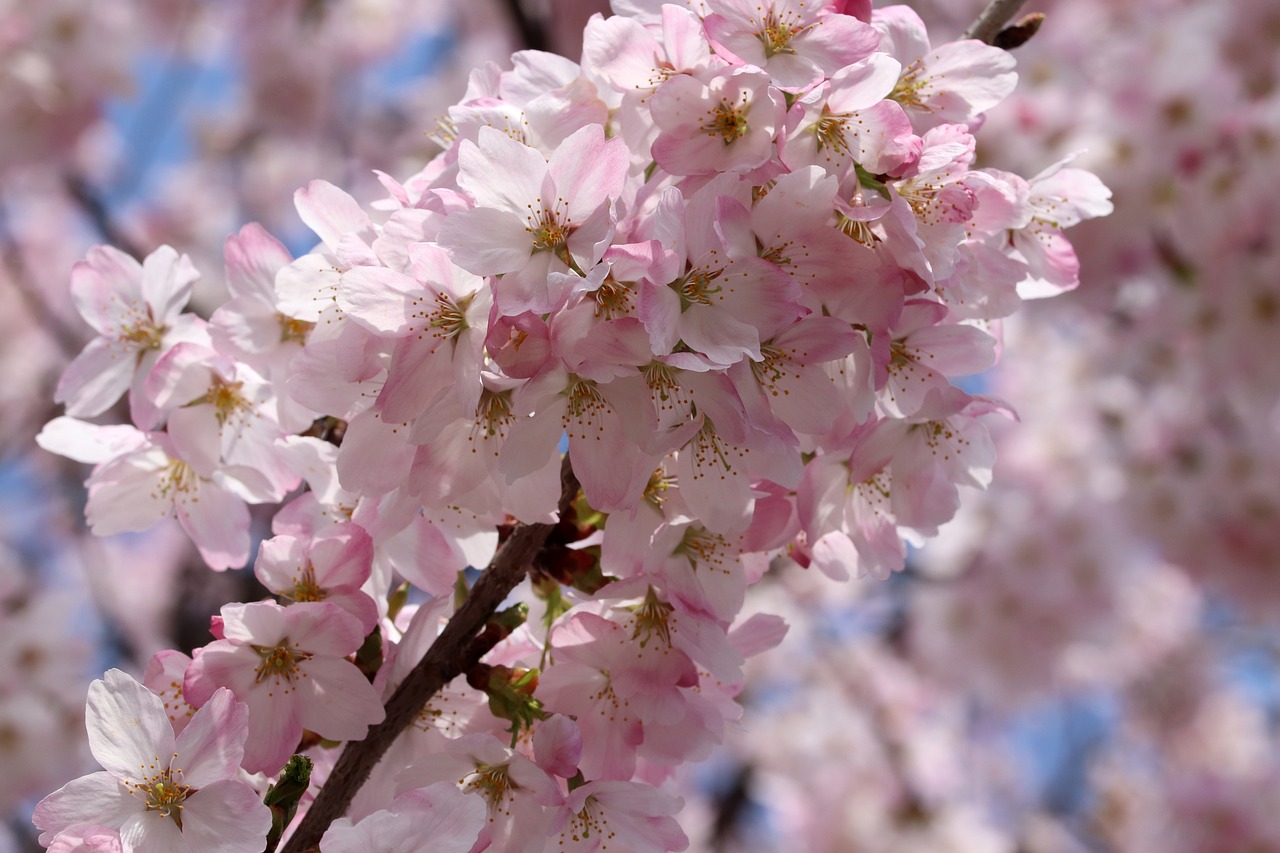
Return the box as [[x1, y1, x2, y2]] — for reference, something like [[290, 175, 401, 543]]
[[63, 173, 146, 260], [962, 0, 1031, 44], [279, 456, 579, 853], [992, 13, 1045, 50], [497, 0, 550, 53]]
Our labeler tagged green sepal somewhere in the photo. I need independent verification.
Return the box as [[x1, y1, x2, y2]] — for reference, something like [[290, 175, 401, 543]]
[[263, 755, 313, 853], [453, 569, 470, 611], [483, 666, 547, 742], [490, 602, 529, 634], [537, 583, 573, 632], [355, 626, 382, 682], [855, 163, 892, 200], [386, 581, 411, 623]]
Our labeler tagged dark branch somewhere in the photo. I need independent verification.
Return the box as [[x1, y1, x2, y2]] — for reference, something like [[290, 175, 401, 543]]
[[63, 173, 146, 260], [992, 13, 1046, 50], [279, 456, 579, 853], [962, 0, 1031, 44], [497, 0, 550, 53]]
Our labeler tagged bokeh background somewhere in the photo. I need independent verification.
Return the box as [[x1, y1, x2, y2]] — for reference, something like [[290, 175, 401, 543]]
[[3, 0, 1279, 850]]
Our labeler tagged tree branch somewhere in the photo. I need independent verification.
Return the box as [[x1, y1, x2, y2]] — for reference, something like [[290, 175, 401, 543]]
[[279, 456, 579, 853], [63, 173, 145, 260], [962, 0, 1031, 44], [497, 0, 550, 53]]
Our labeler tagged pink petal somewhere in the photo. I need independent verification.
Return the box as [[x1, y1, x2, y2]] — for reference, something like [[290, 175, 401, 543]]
[[70, 246, 143, 335], [456, 127, 546, 216], [86, 671, 173, 782], [295, 655, 386, 741], [437, 206, 533, 276], [33, 773, 136, 845], [180, 779, 274, 853], [173, 688, 248, 789], [140, 245, 198, 325], [224, 222, 292, 301], [55, 337, 137, 418], [36, 417, 148, 465], [176, 481, 251, 571], [295, 180, 374, 248], [547, 125, 629, 222], [119, 810, 182, 853]]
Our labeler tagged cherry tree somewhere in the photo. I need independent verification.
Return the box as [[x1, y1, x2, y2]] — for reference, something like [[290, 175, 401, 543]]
[[8, 0, 1279, 851]]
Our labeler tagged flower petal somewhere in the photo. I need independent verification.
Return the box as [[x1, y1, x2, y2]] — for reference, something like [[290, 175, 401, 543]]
[[33, 772, 136, 845], [173, 688, 248, 789], [86, 670, 174, 783], [180, 779, 274, 853]]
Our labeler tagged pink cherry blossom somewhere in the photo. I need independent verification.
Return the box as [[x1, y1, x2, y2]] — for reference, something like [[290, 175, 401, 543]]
[[38, 420, 257, 571], [55, 244, 203, 425], [650, 67, 783, 177], [184, 601, 385, 774], [704, 0, 880, 92], [253, 523, 379, 632], [320, 782, 486, 853], [552, 780, 688, 853], [438, 124, 629, 314], [33, 669, 270, 853], [875, 4, 1017, 127]]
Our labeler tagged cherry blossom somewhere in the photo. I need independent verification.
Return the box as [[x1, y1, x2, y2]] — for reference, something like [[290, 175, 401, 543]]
[[184, 601, 385, 774], [33, 670, 270, 853]]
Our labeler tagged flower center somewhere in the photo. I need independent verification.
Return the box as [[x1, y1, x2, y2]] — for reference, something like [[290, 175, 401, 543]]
[[890, 60, 930, 109], [528, 201, 574, 263], [155, 460, 199, 499], [814, 110, 852, 158], [702, 99, 750, 144], [124, 764, 193, 829], [203, 378, 249, 425], [674, 526, 731, 576], [632, 587, 674, 648], [673, 266, 724, 308], [425, 292, 470, 338], [758, 10, 806, 57], [116, 305, 166, 351], [291, 566, 327, 602], [565, 795, 608, 843], [470, 389, 515, 452], [462, 763, 516, 810], [253, 641, 312, 685], [277, 313, 314, 344], [591, 277, 633, 319]]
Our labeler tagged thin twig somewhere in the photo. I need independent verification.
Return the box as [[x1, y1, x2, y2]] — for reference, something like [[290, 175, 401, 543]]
[[962, 0, 1031, 44], [279, 456, 579, 853], [63, 173, 145, 260]]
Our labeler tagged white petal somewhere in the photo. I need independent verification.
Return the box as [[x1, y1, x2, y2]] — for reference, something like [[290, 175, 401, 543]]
[[173, 689, 248, 789], [33, 772, 137, 845], [180, 780, 273, 853], [86, 670, 174, 783]]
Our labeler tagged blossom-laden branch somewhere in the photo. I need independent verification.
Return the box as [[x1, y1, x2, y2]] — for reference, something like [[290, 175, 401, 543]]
[[278, 456, 580, 853]]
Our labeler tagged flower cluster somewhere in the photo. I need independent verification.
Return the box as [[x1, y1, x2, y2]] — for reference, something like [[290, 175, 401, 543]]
[[34, 2, 1108, 851]]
